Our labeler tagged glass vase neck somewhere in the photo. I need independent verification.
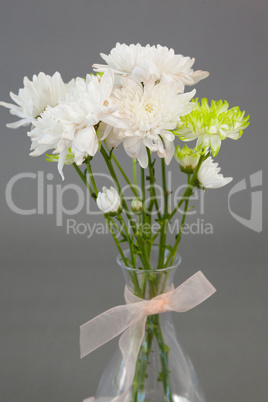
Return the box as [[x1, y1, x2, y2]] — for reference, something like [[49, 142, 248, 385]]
[[116, 247, 182, 299]]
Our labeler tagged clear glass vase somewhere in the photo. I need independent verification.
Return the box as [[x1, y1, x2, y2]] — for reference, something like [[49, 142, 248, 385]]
[[95, 248, 206, 402]]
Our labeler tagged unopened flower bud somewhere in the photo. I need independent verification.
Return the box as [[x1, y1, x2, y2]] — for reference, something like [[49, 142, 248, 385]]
[[131, 197, 143, 214], [175, 145, 200, 174], [97, 186, 122, 216]]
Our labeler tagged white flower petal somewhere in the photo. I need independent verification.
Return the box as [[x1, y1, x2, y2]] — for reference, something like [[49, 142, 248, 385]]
[[190, 70, 210, 85], [97, 122, 112, 141], [123, 137, 142, 158], [105, 128, 123, 149], [96, 186, 121, 214], [21, 71, 118, 177], [163, 139, 175, 165], [107, 76, 194, 165], [57, 147, 68, 180], [1, 72, 73, 128], [198, 157, 233, 189], [93, 43, 209, 87], [138, 143, 148, 168], [209, 135, 222, 156]]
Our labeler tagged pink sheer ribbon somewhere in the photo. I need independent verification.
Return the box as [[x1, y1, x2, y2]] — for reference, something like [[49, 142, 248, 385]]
[[80, 271, 216, 402]]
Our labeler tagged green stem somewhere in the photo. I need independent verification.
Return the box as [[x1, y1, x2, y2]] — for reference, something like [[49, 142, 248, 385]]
[[108, 217, 126, 238], [157, 158, 169, 269], [169, 154, 206, 221], [153, 314, 172, 402], [86, 158, 98, 196], [140, 166, 146, 230], [150, 153, 207, 245], [147, 149, 161, 221], [106, 216, 131, 267], [73, 163, 129, 266], [76, 150, 208, 401], [133, 158, 137, 190], [72, 163, 94, 195], [100, 146, 136, 229], [148, 276, 173, 401], [165, 173, 191, 268], [112, 153, 138, 197], [163, 154, 209, 267], [132, 316, 154, 401], [117, 215, 136, 268], [146, 273, 173, 401], [100, 145, 151, 270], [132, 157, 207, 400]]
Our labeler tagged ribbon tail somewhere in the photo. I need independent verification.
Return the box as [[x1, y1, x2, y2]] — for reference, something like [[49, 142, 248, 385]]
[[80, 304, 141, 359], [170, 271, 216, 312], [116, 317, 147, 402], [82, 317, 147, 402]]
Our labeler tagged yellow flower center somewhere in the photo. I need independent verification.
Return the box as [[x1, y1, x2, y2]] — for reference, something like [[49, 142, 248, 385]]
[[144, 103, 153, 113]]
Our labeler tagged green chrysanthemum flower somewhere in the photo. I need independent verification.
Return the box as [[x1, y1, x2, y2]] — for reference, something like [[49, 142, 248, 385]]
[[174, 145, 201, 174], [174, 98, 250, 157]]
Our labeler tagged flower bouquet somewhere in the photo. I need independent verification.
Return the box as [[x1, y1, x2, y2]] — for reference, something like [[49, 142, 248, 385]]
[[1, 43, 249, 402]]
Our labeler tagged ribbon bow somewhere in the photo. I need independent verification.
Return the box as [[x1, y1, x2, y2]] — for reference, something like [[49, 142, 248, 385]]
[[80, 271, 216, 402]]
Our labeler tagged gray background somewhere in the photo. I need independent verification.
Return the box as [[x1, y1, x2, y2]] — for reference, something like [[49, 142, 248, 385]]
[[0, 0, 267, 401]]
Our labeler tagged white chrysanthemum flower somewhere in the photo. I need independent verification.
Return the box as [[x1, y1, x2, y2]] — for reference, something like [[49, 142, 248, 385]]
[[197, 157, 233, 189], [96, 186, 122, 215], [104, 77, 195, 168], [0, 72, 74, 128], [93, 43, 209, 91], [29, 70, 118, 179]]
